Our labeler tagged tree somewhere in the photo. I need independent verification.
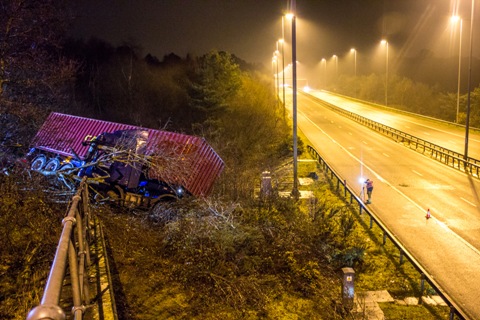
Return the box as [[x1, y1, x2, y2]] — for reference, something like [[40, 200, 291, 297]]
[[0, 0, 76, 159], [0, 0, 76, 109], [189, 50, 242, 115]]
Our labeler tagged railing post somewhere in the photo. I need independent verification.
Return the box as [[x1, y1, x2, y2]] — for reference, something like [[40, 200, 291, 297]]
[[419, 273, 425, 303]]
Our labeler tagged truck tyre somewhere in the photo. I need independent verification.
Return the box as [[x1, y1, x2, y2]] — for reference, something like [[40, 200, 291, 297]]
[[44, 158, 61, 172], [31, 155, 47, 171], [58, 163, 75, 190]]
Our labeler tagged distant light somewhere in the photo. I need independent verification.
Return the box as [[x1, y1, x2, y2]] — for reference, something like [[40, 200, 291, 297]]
[[285, 13, 294, 20], [451, 15, 461, 23], [381, 39, 388, 45], [350, 48, 356, 53], [278, 38, 284, 43], [303, 86, 311, 92], [359, 177, 366, 184]]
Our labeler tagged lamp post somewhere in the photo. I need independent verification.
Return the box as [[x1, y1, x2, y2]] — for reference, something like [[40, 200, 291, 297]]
[[381, 39, 389, 106], [350, 48, 357, 97], [279, 38, 286, 118], [275, 46, 280, 103], [464, 0, 475, 162], [286, 1, 299, 198], [271, 56, 276, 94], [272, 54, 278, 101], [451, 16, 463, 123], [281, 16, 286, 118], [332, 54, 338, 80], [321, 58, 327, 89]]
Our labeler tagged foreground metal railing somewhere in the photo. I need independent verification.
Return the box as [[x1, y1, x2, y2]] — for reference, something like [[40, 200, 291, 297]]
[[27, 177, 94, 320], [307, 145, 467, 320], [305, 93, 480, 178]]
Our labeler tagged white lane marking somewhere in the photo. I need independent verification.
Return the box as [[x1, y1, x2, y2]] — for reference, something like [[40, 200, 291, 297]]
[[349, 132, 353, 136], [299, 110, 480, 256], [362, 141, 368, 145], [460, 197, 477, 207], [412, 170, 423, 176], [382, 153, 390, 157]]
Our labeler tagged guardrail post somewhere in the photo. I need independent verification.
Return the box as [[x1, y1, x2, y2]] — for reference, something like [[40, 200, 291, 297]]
[[399, 250, 404, 265], [343, 180, 347, 198], [419, 273, 425, 303], [449, 306, 456, 320], [383, 232, 387, 245], [369, 216, 373, 229]]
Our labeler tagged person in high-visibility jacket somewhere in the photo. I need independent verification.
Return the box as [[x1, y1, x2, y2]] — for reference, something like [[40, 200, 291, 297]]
[[365, 179, 374, 204]]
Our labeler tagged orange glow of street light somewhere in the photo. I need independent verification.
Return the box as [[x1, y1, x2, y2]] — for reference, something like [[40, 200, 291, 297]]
[[380, 40, 389, 106], [450, 15, 461, 23], [285, 12, 294, 20]]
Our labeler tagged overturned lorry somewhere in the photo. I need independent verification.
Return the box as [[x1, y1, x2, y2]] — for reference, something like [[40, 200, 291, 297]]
[[28, 112, 224, 208]]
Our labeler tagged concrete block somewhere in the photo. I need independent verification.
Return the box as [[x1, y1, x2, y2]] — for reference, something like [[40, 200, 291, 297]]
[[404, 297, 419, 305]]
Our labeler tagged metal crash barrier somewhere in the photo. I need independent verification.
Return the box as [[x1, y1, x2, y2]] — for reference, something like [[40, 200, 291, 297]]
[[27, 177, 94, 320], [305, 92, 480, 178], [307, 145, 467, 320]]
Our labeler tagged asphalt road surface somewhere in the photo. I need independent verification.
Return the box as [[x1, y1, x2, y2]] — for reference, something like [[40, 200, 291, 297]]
[[286, 90, 480, 319]]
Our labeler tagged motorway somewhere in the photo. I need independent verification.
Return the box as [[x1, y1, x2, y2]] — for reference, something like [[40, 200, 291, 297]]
[[290, 90, 480, 319]]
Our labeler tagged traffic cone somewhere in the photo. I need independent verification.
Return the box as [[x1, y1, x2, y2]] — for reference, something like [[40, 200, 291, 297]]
[[425, 209, 431, 219]]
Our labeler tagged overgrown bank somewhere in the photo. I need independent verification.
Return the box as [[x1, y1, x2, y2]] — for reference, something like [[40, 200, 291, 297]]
[[99, 154, 450, 319]]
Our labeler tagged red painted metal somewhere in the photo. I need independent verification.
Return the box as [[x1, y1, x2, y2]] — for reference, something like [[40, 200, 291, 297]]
[[30, 113, 224, 197]]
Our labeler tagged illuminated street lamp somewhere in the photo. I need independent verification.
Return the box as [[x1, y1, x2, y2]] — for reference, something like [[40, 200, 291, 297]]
[[321, 58, 327, 89], [279, 37, 286, 118], [451, 15, 463, 123], [381, 39, 389, 106], [332, 54, 338, 80], [464, 0, 475, 162], [286, 2, 299, 198], [271, 56, 276, 93], [350, 48, 357, 97], [275, 46, 280, 103]]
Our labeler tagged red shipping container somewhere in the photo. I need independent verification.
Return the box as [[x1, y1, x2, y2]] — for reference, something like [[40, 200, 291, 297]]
[[30, 113, 224, 197]]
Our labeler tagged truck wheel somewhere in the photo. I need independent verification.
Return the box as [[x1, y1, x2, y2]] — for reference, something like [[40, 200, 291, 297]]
[[44, 158, 60, 172], [31, 155, 47, 171], [58, 163, 75, 190]]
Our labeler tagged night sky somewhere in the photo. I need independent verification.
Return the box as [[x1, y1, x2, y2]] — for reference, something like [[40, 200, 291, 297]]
[[70, 1, 478, 84]]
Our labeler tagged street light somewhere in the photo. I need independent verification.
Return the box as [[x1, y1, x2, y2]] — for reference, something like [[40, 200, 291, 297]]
[[321, 58, 326, 89], [279, 37, 286, 118], [350, 48, 357, 97], [451, 15, 463, 123], [271, 56, 276, 94], [381, 39, 389, 106], [286, 1, 299, 198], [275, 46, 280, 103], [332, 54, 338, 80], [464, 0, 475, 162]]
